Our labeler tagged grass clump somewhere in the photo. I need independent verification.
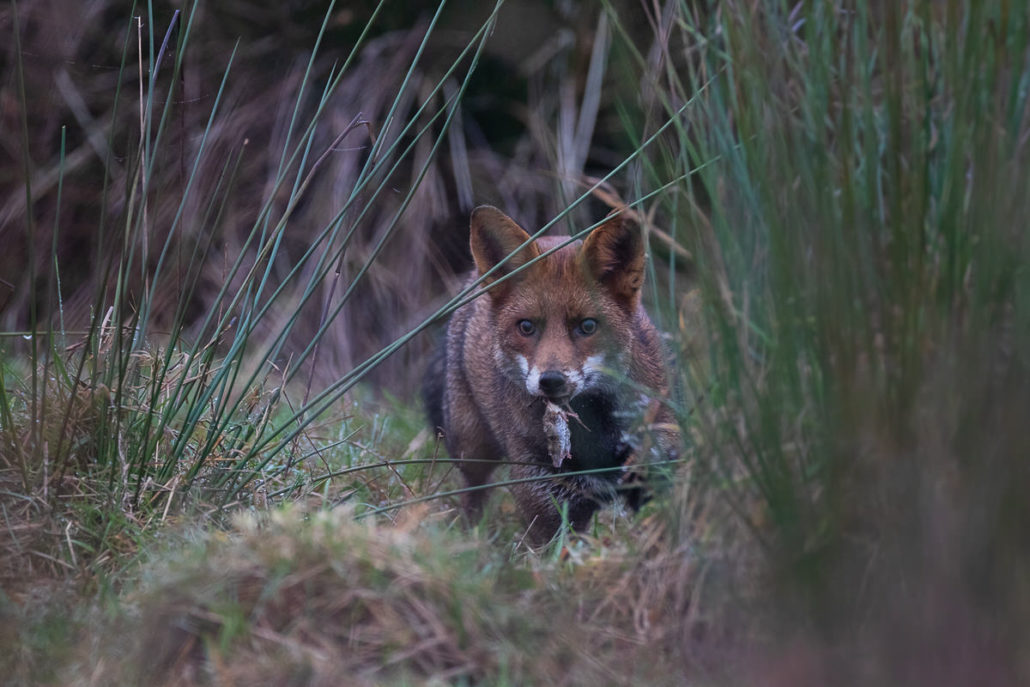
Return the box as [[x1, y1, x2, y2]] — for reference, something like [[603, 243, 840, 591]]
[[74, 504, 709, 687], [107, 506, 541, 686]]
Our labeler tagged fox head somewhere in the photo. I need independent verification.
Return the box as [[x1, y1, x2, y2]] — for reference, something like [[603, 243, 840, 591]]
[[469, 205, 646, 402]]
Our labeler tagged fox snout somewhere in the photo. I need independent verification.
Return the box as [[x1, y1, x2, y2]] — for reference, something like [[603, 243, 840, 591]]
[[537, 370, 569, 400], [522, 354, 604, 402]]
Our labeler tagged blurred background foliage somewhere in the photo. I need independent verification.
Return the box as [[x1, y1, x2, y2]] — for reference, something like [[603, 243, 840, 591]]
[[1, 0, 674, 392]]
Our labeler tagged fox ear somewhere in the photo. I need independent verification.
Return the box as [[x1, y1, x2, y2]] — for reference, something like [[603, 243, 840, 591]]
[[582, 211, 645, 306], [470, 206, 540, 291]]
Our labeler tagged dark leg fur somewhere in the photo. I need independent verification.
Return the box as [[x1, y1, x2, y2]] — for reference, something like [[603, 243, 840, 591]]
[[511, 389, 664, 546], [421, 335, 447, 436], [509, 462, 610, 546], [458, 458, 496, 522]]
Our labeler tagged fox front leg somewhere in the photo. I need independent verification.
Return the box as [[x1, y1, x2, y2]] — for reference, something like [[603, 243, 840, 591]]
[[509, 461, 600, 546]]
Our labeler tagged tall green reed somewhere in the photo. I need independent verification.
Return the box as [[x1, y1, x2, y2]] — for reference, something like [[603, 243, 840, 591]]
[[618, 0, 1030, 652]]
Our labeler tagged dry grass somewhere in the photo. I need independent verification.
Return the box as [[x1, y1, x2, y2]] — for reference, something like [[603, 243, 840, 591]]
[[61, 503, 721, 687], [1, 0, 648, 392]]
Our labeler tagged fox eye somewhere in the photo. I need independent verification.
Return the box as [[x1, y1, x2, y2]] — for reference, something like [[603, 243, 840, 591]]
[[517, 319, 536, 336], [578, 318, 598, 336]]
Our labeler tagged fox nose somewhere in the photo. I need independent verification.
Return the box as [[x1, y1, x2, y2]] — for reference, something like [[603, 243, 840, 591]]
[[538, 370, 568, 399]]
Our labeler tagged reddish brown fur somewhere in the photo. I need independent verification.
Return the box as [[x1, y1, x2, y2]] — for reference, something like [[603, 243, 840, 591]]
[[423, 206, 678, 545]]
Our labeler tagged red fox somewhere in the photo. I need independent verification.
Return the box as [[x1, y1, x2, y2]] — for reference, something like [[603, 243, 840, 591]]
[[423, 206, 678, 544]]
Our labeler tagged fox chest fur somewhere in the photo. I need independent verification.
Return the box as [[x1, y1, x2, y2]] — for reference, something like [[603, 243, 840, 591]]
[[423, 206, 676, 544]]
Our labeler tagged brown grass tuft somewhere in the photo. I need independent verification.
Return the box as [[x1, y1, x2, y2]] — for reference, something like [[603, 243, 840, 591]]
[[64, 500, 730, 687], [99, 506, 534, 685]]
